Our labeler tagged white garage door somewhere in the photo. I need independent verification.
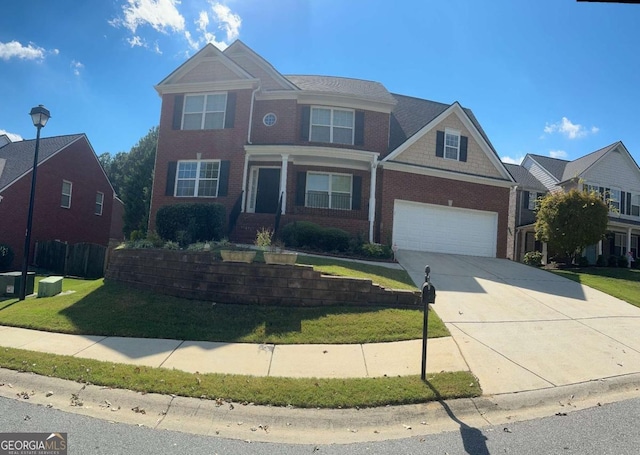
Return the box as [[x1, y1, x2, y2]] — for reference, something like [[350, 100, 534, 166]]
[[392, 200, 498, 257]]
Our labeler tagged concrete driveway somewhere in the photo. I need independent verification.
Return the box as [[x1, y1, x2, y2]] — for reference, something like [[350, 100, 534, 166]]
[[397, 250, 640, 395]]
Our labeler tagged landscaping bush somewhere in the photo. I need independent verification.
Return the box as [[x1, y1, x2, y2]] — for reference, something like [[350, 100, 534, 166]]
[[0, 243, 14, 271], [523, 251, 543, 267], [359, 242, 393, 260], [596, 254, 606, 267], [279, 221, 323, 249], [156, 203, 225, 243], [607, 255, 618, 267], [318, 227, 351, 252], [577, 256, 590, 267], [617, 255, 629, 268]]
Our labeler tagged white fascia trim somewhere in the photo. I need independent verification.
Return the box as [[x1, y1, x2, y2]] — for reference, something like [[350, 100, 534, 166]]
[[255, 91, 395, 114], [224, 43, 299, 91], [155, 79, 259, 95], [383, 161, 515, 188], [382, 102, 513, 181]]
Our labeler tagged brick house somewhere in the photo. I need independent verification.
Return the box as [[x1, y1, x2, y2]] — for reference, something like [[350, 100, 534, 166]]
[[508, 142, 640, 264], [0, 133, 116, 269], [149, 41, 515, 258]]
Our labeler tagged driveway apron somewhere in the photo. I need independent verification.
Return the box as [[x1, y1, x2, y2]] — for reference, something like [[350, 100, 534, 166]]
[[397, 250, 640, 395]]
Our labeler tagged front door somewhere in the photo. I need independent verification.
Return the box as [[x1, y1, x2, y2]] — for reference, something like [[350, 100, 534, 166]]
[[255, 168, 281, 214]]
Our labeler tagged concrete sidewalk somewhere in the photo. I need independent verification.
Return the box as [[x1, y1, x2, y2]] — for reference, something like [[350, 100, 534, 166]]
[[0, 325, 467, 378]]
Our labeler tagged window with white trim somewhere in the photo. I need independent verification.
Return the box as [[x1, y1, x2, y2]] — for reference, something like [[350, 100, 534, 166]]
[[61, 180, 72, 208], [310, 107, 354, 145], [632, 194, 640, 217], [306, 172, 352, 210], [444, 129, 460, 160], [527, 192, 538, 210], [182, 93, 227, 130], [175, 160, 220, 197], [95, 192, 104, 215], [609, 188, 621, 212]]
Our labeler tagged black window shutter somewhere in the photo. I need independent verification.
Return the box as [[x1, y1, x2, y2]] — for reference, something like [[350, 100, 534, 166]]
[[627, 192, 632, 215], [459, 136, 468, 162], [218, 161, 230, 196], [300, 106, 311, 141], [295, 172, 306, 206], [621, 192, 627, 215], [436, 130, 444, 157], [172, 95, 184, 130], [352, 175, 362, 210], [354, 111, 365, 146], [224, 92, 236, 129], [165, 162, 177, 196], [523, 191, 530, 209]]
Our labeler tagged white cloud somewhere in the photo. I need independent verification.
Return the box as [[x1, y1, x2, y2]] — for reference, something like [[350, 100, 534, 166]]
[[111, 0, 241, 52], [501, 155, 525, 165], [543, 117, 599, 140], [549, 150, 568, 159], [0, 40, 46, 61], [71, 60, 84, 76], [112, 0, 185, 34], [0, 129, 23, 142]]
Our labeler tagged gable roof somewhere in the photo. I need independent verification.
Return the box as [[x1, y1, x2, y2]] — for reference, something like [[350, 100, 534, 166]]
[[224, 40, 298, 91], [504, 163, 548, 192], [284, 75, 397, 106], [524, 154, 568, 182], [561, 142, 619, 182], [0, 134, 84, 191]]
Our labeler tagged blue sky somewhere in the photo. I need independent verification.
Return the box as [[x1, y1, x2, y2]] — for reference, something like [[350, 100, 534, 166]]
[[1, 0, 639, 166]]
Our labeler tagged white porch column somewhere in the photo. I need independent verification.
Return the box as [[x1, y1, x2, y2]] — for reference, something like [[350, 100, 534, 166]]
[[241, 154, 249, 212], [280, 154, 289, 214], [368, 159, 378, 243], [598, 239, 603, 256], [628, 227, 633, 268]]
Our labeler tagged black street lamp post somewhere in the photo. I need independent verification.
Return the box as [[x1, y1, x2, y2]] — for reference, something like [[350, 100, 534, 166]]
[[19, 105, 50, 301]]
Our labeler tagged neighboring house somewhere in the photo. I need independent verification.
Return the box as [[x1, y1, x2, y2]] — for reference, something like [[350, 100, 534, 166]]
[[505, 163, 548, 261], [0, 133, 115, 270], [513, 141, 640, 264], [149, 41, 515, 258]]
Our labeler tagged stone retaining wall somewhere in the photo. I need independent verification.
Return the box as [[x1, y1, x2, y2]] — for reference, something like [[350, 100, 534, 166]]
[[105, 249, 420, 308]]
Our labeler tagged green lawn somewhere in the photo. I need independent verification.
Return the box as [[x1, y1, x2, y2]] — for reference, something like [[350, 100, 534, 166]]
[[0, 258, 448, 343], [551, 267, 640, 308], [0, 347, 480, 408]]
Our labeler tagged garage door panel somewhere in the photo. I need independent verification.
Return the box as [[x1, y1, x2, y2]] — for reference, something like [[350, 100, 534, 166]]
[[393, 200, 497, 257]]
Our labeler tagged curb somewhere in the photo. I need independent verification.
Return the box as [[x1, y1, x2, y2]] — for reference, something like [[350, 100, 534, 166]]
[[1, 368, 639, 444]]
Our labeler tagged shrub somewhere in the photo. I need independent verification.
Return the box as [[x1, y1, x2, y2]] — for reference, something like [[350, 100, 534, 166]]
[[0, 243, 14, 271], [279, 221, 323, 249], [255, 227, 273, 249], [129, 230, 145, 241], [523, 251, 543, 267], [596, 254, 606, 267], [359, 242, 393, 259], [156, 203, 225, 243], [607, 255, 618, 267], [319, 227, 351, 252], [163, 241, 179, 250], [618, 255, 629, 268], [577, 256, 590, 267], [146, 230, 163, 248]]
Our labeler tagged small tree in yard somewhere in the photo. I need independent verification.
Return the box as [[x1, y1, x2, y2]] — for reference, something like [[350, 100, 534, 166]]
[[535, 189, 609, 264]]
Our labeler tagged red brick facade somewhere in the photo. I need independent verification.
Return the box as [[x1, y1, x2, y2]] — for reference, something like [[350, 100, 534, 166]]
[[0, 136, 113, 269]]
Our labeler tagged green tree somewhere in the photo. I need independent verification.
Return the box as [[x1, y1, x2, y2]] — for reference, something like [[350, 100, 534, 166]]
[[535, 189, 609, 263], [99, 127, 158, 238]]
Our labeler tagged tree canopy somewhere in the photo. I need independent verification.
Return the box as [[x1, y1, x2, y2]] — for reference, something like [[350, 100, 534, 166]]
[[99, 127, 157, 237], [535, 189, 609, 262]]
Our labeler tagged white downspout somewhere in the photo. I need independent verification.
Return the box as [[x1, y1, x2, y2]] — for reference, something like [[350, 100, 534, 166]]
[[247, 84, 261, 145], [280, 154, 289, 214], [243, 84, 260, 212], [368, 156, 379, 243]]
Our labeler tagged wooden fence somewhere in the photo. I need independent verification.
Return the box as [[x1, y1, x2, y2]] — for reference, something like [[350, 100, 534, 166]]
[[35, 240, 106, 278]]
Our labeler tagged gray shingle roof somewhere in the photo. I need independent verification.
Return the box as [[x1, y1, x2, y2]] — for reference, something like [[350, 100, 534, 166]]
[[284, 75, 396, 105], [561, 142, 619, 182], [526, 154, 568, 181], [0, 134, 83, 191], [504, 163, 547, 191], [388, 94, 499, 158]]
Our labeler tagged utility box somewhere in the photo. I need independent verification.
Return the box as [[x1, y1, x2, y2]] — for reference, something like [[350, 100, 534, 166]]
[[0, 271, 36, 297]]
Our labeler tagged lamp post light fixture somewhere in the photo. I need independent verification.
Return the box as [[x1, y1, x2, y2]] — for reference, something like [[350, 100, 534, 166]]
[[19, 105, 51, 301]]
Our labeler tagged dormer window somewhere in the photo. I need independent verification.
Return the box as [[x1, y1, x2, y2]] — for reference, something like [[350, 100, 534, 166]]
[[310, 107, 354, 145]]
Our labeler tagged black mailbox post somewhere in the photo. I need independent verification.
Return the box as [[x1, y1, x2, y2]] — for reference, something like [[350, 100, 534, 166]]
[[421, 265, 436, 381]]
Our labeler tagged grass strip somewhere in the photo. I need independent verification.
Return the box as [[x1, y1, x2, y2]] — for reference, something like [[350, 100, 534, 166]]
[[0, 347, 480, 408]]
